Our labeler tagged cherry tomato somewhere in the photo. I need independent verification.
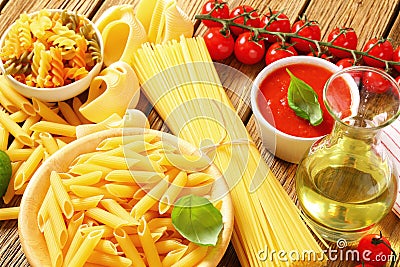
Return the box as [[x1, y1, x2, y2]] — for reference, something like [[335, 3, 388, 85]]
[[234, 32, 266, 65], [229, 5, 260, 36], [362, 38, 394, 68], [265, 42, 298, 65], [393, 46, 400, 72], [363, 70, 392, 94], [203, 27, 234, 60], [357, 233, 393, 267], [336, 58, 355, 69], [327, 27, 358, 58], [201, 0, 230, 28], [290, 20, 321, 53], [259, 11, 291, 43], [307, 52, 331, 61]]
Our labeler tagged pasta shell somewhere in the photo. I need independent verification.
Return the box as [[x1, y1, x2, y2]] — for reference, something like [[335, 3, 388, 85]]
[[135, 0, 158, 33], [147, 0, 170, 43], [95, 4, 134, 32], [97, 5, 147, 67], [159, 3, 194, 43], [79, 61, 140, 123]]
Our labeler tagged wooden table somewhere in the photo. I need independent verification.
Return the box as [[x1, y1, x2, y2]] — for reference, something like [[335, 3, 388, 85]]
[[0, 0, 399, 266]]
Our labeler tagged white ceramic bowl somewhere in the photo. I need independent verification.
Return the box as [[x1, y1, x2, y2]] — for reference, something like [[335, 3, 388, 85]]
[[251, 56, 340, 163], [0, 9, 103, 102]]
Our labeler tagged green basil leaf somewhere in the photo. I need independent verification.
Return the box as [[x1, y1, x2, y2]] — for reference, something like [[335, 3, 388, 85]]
[[171, 194, 223, 246], [286, 69, 323, 126]]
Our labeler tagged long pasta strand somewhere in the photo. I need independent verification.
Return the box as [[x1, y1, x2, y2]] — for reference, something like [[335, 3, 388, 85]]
[[132, 36, 327, 266]]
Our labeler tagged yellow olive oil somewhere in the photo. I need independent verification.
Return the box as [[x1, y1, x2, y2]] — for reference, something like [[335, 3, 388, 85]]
[[296, 146, 397, 242]]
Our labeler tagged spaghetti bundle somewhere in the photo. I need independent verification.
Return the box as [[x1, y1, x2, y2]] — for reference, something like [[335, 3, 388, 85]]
[[133, 36, 327, 266]]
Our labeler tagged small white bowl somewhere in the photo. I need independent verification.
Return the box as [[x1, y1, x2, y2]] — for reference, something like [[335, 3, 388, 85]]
[[251, 56, 340, 163], [0, 9, 103, 102]]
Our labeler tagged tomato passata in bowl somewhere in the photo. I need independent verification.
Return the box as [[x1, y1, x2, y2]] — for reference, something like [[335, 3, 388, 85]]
[[251, 56, 340, 163]]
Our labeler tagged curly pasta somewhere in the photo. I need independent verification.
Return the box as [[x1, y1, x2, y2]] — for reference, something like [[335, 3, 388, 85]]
[[0, 9, 102, 88]]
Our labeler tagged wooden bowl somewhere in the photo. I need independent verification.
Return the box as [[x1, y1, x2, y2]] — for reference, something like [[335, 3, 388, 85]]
[[19, 128, 233, 267]]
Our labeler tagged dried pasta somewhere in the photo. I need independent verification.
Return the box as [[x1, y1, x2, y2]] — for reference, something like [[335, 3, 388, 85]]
[[36, 132, 225, 266], [0, 9, 102, 88]]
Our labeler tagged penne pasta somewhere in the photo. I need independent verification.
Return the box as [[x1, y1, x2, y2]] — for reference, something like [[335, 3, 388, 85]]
[[69, 163, 113, 177], [58, 101, 82, 126], [43, 220, 63, 267], [0, 126, 8, 151], [105, 183, 139, 198], [171, 245, 208, 267], [71, 195, 104, 211], [62, 211, 85, 256], [80, 225, 114, 239], [155, 240, 187, 255], [72, 97, 92, 124], [159, 171, 187, 214], [86, 250, 132, 267], [138, 217, 162, 267], [85, 154, 135, 170], [39, 132, 59, 155], [6, 148, 34, 162], [50, 171, 74, 219], [85, 207, 130, 229], [100, 199, 137, 225], [0, 90, 19, 113], [186, 172, 215, 187], [114, 228, 146, 267], [0, 75, 35, 115], [0, 207, 20, 220], [68, 229, 104, 267], [10, 110, 29, 123], [62, 171, 103, 190], [14, 145, 44, 190], [0, 109, 33, 147], [30, 121, 76, 137], [130, 179, 168, 220], [32, 97, 68, 124], [63, 224, 88, 266], [94, 239, 118, 255], [47, 189, 68, 248], [162, 247, 188, 266]]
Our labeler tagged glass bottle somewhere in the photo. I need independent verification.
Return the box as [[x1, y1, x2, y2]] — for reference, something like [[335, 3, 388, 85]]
[[295, 66, 400, 242]]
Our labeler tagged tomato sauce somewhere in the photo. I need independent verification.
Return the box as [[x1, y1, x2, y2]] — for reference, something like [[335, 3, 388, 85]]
[[256, 63, 335, 138]]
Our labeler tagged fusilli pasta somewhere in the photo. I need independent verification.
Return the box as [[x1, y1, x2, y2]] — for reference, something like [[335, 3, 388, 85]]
[[0, 9, 102, 88]]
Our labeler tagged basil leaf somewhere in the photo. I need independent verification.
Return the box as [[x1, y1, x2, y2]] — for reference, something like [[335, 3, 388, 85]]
[[286, 69, 323, 126], [171, 194, 223, 246]]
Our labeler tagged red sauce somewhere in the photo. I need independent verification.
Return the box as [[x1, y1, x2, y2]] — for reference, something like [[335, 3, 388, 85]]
[[257, 63, 335, 138]]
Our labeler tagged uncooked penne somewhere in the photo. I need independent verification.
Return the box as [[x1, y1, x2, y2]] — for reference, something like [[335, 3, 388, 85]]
[[138, 217, 162, 267], [0, 126, 8, 151], [72, 97, 92, 124], [32, 97, 68, 124], [94, 239, 118, 255], [6, 148, 34, 162], [159, 171, 187, 214], [171, 245, 208, 267], [43, 220, 63, 267], [68, 229, 104, 267], [39, 132, 59, 155], [0, 109, 33, 147], [114, 228, 146, 267], [105, 183, 139, 198], [86, 250, 132, 267], [0, 90, 19, 113], [71, 195, 104, 211], [0, 75, 35, 115], [47, 189, 68, 249], [0, 207, 20, 220], [14, 145, 44, 190], [62, 171, 103, 190], [30, 121, 76, 137], [63, 224, 87, 266], [100, 199, 137, 225], [50, 171, 74, 219], [10, 110, 29, 123], [85, 207, 130, 229], [69, 163, 112, 177], [58, 101, 81, 126]]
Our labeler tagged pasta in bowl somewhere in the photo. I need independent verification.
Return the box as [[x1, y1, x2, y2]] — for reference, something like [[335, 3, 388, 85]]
[[18, 128, 233, 267], [0, 9, 103, 102]]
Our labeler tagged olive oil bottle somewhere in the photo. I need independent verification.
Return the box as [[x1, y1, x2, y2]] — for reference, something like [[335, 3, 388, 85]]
[[295, 67, 400, 242]]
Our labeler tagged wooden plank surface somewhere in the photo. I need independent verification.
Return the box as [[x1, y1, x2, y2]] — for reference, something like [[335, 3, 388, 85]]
[[0, 0, 399, 266]]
